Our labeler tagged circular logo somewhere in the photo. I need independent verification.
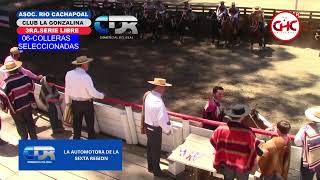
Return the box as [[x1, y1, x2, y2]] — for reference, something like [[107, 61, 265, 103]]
[[271, 11, 300, 42]]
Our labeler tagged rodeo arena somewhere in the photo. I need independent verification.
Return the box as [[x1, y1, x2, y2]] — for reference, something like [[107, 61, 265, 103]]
[[0, 0, 320, 179]]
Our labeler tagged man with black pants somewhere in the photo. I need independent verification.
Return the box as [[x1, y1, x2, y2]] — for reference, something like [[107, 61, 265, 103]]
[[1, 60, 37, 140], [144, 78, 172, 177], [65, 56, 104, 139]]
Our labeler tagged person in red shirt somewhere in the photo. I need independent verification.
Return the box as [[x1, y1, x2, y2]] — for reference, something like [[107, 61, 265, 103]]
[[202, 86, 225, 129], [210, 104, 257, 180]]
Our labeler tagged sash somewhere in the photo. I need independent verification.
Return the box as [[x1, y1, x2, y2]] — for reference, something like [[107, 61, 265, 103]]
[[40, 77, 63, 120], [140, 91, 150, 134]]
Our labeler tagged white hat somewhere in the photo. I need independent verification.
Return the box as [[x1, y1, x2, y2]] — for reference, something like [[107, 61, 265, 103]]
[[305, 107, 320, 123]]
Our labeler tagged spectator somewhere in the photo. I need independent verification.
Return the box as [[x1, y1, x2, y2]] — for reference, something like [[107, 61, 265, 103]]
[[210, 104, 257, 180], [65, 56, 104, 139], [202, 86, 225, 129], [0, 60, 37, 140], [6, 47, 42, 81], [142, 78, 172, 177], [258, 120, 291, 180], [295, 107, 320, 179], [39, 75, 65, 135]]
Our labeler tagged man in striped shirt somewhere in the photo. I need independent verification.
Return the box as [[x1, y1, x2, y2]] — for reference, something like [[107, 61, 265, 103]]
[[1, 60, 37, 140], [210, 104, 257, 180]]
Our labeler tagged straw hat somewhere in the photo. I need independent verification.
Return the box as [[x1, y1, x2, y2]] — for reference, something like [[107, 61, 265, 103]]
[[253, 6, 261, 11], [10, 47, 23, 55], [147, 78, 172, 87], [72, 56, 93, 65], [305, 107, 320, 123], [0, 60, 22, 72], [225, 104, 250, 119]]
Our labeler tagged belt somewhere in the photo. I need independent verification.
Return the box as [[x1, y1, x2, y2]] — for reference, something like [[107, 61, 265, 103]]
[[146, 124, 161, 131], [71, 97, 92, 102]]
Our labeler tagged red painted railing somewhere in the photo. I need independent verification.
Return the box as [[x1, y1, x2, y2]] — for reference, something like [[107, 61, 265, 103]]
[[54, 84, 295, 140]]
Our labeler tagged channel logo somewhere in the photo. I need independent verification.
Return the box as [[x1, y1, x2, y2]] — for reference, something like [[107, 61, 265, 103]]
[[271, 11, 300, 42], [23, 146, 55, 163], [94, 15, 138, 35]]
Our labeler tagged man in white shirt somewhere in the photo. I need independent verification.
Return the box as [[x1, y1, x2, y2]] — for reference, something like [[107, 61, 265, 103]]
[[65, 56, 104, 139], [144, 78, 172, 177]]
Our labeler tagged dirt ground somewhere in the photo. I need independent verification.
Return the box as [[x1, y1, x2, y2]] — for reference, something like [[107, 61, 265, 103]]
[[0, 0, 319, 134], [1, 34, 319, 134]]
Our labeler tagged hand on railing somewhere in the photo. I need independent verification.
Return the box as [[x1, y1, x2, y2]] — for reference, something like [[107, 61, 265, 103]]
[[49, 82, 295, 140]]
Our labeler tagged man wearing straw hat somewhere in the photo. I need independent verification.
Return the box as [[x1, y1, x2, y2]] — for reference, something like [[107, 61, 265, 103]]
[[210, 104, 257, 180], [143, 78, 172, 177], [216, 1, 227, 21], [1, 60, 38, 140], [294, 107, 320, 179], [250, 6, 265, 33], [5, 47, 42, 81], [228, 2, 239, 28], [65, 56, 104, 140]]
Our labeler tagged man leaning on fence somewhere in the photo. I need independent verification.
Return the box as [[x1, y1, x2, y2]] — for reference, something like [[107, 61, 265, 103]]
[[65, 56, 104, 140], [210, 104, 257, 180], [1, 60, 38, 140], [141, 78, 172, 177]]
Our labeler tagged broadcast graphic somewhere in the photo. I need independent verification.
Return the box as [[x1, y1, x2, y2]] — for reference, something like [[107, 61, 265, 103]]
[[0, 0, 320, 179], [16, 11, 92, 51], [94, 15, 138, 39], [270, 11, 301, 42], [19, 140, 122, 170]]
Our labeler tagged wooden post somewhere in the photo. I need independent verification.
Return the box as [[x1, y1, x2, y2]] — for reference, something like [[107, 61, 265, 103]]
[[244, 8, 246, 15], [121, 111, 133, 144], [182, 120, 190, 140], [125, 106, 138, 145], [309, 12, 313, 24]]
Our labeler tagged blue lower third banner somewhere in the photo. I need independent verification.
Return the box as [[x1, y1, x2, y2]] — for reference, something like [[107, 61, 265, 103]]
[[19, 140, 122, 170], [18, 34, 79, 51]]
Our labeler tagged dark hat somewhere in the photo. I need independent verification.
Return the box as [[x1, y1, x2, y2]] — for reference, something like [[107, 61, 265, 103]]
[[225, 104, 250, 119]]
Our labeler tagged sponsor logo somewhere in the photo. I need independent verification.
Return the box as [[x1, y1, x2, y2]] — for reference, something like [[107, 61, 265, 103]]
[[94, 15, 138, 39], [23, 146, 55, 163], [271, 11, 300, 42]]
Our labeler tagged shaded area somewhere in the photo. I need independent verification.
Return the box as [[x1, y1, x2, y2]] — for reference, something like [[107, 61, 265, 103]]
[[6, 38, 320, 133], [0, 11, 319, 133]]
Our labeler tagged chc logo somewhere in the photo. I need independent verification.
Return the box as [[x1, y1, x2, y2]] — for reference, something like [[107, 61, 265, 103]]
[[271, 11, 300, 42], [23, 146, 55, 163], [94, 15, 138, 35]]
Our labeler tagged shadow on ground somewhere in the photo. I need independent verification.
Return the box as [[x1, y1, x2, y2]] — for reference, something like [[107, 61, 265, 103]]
[[0, 34, 318, 132]]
